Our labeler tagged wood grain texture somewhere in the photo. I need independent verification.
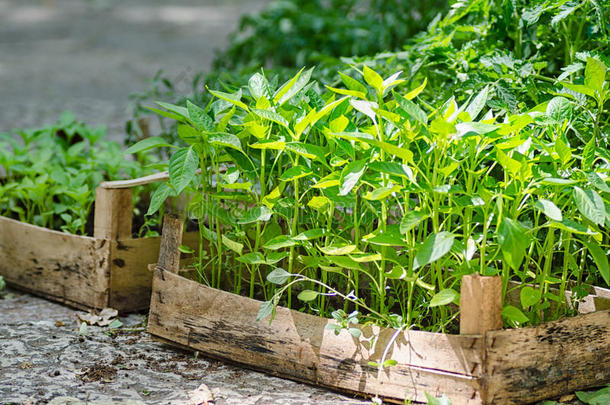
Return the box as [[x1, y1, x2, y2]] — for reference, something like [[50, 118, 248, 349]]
[[109, 232, 199, 311], [460, 274, 503, 335], [148, 269, 484, 404], [484, 309, 610, 404], [93, 186, 133, 240], [156, 214, 184, 274], [0, 216, 110, 309]]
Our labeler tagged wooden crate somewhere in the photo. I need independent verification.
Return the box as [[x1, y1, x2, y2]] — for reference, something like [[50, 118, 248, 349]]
[[0, 173, 197, 312], [148, 215, 610, 404]]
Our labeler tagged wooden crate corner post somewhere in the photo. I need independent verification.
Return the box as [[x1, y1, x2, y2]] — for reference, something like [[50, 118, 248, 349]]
[[156, 213, 184, 274], [93, 184, 133, 240], [459, 273, 503, 335]]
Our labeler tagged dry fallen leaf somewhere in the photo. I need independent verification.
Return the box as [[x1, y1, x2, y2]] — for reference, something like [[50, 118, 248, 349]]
[[188, 383, 214, 405], [55, 321, 65, 327], [77, 307, 119, 326]]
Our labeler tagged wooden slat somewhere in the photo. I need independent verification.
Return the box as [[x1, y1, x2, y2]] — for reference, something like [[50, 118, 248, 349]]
[[148, 269, 484, 404], [460, 274, 503, 335], [0, 216, 110, 309], [109, 232, 199, 311], [484, 309, 610, 404], [93, 186, 133, 240]]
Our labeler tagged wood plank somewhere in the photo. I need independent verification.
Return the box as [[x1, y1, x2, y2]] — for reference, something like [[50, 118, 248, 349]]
[[484, 309, 610, 404], [93, 186, 133, 240], [149, 269, 484, 404], [109, 231, 199, 311], [156, 214, 184, 273], [460, 274, 503, 335], [0, 216, 110, 309]]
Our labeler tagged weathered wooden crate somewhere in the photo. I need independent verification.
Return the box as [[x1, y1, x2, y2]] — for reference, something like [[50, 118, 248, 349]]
[[0, 173, 197, 312], [148, 215, 610, 404]]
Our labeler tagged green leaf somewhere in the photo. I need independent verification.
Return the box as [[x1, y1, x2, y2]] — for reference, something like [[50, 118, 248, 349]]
[[424, 392, 452, 405], [502, 305, 529, 324], [496, 149, 521, 175], [573, 187, 605, 225], [178, 245, 195, 254], [340, 159, 367, 196], [586, 172, 610, 193], [237, 252, 266, 265], [280, 165, 312, 182], [520, 286, 542, 308], [582, 136, 596, 170], [327, 256, 364, 271], [575, 385, 610, 405], [286, 142, 327, 166], [186, 100, 213, 131], [404, 78, 427, 100], [257, 300, 274, 321], [363, 65, 383, 93], [248, 72, 269, 100], [125, 136, 175, 154], [155, 101, 189, 119], [294, 228, 326, 241], [400, 211, 427, 234], [546, 97, 572, 123], [364, 185, 402, 201], [430, 289, 459, 307], [208, 89, 249, 111], [274, 67, 313, 106], [368, 161, 414, 180], [147, 183, 174, 216], [580, 238, 610, 286], [318, 244, 356, 255], [297, 290, 319, 302], [263, 235, 297, 250], [250, 139, 286, 150], [308, 196, 331, 211], [326, 85, 366, 99], [238, 206, 272, 224], [498, 218, 529, 271], [383, 359, 398, 368], [414, 232, 455, 269], [267, 268, 291, 285], [108, 319, 123, 329], [169, 146, 199, 194], [395, 92, 428, 125], [208, 132, 243, 151], [465, 85, 489, 120], [534, 199, 563, 222], [339, 71, 367, 95], [584, 57, 607, 94], [253, 108, 291, 131], [222, 234, 243, 255]]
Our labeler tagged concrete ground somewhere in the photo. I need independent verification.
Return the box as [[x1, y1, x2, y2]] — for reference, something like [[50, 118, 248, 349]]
[[0, 289, 370, 405]]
